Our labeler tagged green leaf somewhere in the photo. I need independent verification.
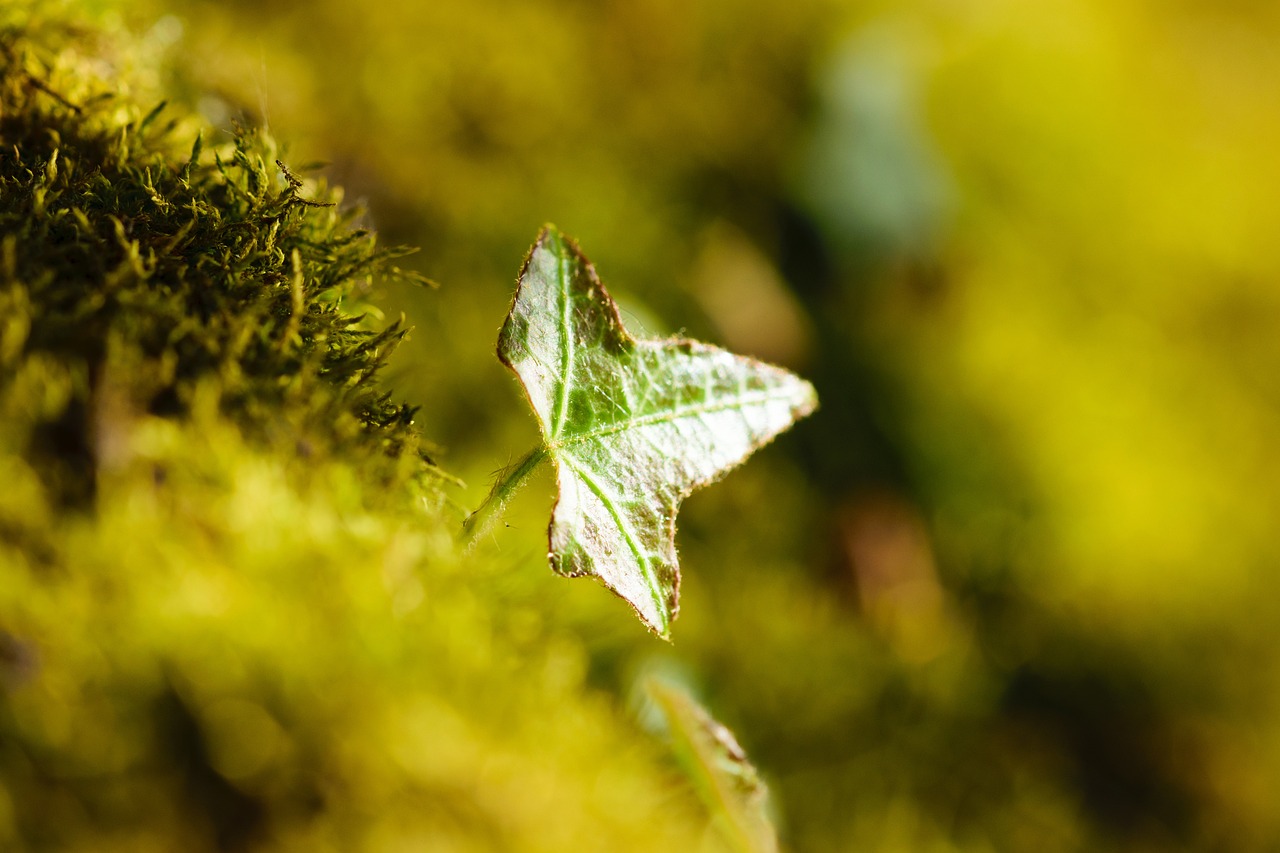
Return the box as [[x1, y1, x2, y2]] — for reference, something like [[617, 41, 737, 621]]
[[646, 678, 779, 853], [497, 225, 817, 637]]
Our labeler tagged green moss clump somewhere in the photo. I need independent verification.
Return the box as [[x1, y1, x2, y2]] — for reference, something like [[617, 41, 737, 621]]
[[0, 9, 438, 515]]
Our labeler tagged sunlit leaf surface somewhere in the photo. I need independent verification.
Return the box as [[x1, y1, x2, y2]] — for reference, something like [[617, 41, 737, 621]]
[[498, 226, 817, 636]]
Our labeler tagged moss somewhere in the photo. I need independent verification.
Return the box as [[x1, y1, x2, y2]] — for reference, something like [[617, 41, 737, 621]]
[[0, 8, 440, 515]]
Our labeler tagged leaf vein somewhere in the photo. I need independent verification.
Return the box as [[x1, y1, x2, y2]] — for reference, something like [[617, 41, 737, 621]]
[[558, 388, 800, 446], [551, 250, 573, 439], [560, 451, 666, 630]]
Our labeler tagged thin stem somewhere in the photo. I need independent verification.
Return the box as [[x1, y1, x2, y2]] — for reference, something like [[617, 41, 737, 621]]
[[462, 446, 548, 546]]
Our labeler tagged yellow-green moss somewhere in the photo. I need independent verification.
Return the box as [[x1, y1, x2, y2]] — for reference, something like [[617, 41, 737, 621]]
[[0, 8, 439, 513]]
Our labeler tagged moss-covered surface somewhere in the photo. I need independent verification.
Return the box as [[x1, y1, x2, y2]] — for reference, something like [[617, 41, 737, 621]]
[[0, 10, 722, 851], [0, 9, 438, 509]]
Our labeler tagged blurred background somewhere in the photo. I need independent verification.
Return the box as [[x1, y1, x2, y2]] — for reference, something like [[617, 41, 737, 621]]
[[52, 0, 1280, 848]]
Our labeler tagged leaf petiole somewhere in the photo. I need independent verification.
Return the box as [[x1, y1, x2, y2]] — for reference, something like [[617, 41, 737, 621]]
[[462, 446, 548, 545]]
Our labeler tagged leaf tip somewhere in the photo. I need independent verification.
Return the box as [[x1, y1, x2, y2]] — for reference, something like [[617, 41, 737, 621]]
[[641, 584, 680, 640], [796, 376, 819, 418], [533, 224, 595, 271], [650, 610, 674, 642], [535, 222, 567, 254]]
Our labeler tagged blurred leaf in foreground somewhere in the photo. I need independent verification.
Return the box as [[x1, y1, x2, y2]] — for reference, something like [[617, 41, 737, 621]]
[[647, 678, 778, 853], [483, 225, 817, 637]]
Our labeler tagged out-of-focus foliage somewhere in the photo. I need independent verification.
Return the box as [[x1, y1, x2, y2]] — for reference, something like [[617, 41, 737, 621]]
[[10, 0, 1280, 850], [647, 677, 779, 853]]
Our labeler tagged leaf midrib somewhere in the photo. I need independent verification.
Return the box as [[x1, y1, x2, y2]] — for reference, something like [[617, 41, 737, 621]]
[[551, 248, 573, 439], [558, 449, 668, 633]]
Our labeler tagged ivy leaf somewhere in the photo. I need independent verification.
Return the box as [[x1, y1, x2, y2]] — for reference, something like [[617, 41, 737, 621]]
[[646, 678, 779, 853], [498, 225, 817, 637]]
